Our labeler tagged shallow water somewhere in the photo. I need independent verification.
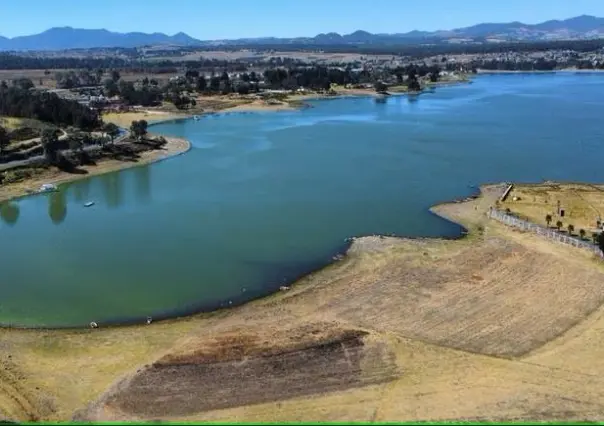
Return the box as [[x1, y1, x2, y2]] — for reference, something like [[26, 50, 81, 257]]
[[2, 73, 604, 328]]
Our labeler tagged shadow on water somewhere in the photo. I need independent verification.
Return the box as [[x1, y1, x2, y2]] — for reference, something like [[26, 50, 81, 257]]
[[72, 178, 91, 203], [101, 171, 123, 209], [134, 165, 152, 203], [0, 201, 20, 226], [48, 190, 67, 225]]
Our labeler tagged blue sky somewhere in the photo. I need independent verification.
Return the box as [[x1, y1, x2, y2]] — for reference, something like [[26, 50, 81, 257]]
[[2, 0, 604, 39]]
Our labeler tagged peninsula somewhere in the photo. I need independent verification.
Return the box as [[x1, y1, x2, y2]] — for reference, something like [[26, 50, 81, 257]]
[[2, 181, 604, 423]]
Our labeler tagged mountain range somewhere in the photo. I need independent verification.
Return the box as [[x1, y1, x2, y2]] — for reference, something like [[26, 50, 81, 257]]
[[1, 15, 604, 51]]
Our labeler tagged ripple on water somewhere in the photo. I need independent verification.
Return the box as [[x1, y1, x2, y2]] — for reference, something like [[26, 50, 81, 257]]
[[3, 74, 604, 328]]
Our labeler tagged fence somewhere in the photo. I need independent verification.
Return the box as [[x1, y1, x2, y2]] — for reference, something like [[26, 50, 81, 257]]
[[488, 207, 604, 259]]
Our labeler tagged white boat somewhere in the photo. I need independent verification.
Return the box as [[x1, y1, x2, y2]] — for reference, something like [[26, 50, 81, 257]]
[[84, 201, 95, 207], [39, 183, 57, 193], [193, 115, 200, 121]]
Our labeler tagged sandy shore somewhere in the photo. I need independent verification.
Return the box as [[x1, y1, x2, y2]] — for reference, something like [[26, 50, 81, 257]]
[[5, 181, 604, 423], [0, 136, 191, 204], [102, 111, 193, 128]]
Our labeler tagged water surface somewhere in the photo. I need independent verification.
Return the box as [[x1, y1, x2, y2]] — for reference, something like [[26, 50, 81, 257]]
[[2, 73, 604, 327]]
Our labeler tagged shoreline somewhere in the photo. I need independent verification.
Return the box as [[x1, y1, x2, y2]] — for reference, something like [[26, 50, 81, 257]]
[[476, 68, 604, 74], [0, 183, 494, 331], [0, 135, 192, 204], [0, 85, 430, 205]]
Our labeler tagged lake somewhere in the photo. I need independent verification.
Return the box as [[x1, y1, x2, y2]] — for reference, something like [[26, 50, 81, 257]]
[[2, 73, 604, 328]]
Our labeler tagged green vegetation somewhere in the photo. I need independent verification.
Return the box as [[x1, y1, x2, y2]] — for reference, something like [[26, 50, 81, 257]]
[[0, 82, 101, 130], [129, 120, 148, 141], [103, 123, 120, 143], [0, 126, 8, 154]]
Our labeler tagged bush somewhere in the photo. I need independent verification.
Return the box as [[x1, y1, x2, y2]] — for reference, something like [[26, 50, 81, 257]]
[[8, 127, 40, 142]]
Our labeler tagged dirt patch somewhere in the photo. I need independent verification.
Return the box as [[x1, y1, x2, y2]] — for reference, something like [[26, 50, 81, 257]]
[[83, 325, 398, 419], [315, 235, 604, 358], [4, 182, 604, 422], [500, 182, 604, 235]]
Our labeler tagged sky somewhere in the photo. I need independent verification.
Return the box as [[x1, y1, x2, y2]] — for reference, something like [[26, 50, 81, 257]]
[[2, 0, 604, 39]]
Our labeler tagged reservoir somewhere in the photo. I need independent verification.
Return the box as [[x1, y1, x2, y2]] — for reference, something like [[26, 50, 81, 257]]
[[2, 73, 604, 328]]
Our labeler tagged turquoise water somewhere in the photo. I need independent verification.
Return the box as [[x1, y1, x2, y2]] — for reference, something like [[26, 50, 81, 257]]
[[2, 73, 604, 328]]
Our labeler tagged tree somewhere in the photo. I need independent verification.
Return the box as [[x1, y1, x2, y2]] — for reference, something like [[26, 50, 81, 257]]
[[196, 76, 207, 92], [69, 136, 83, 152], [598, 232, 604, 254], [555, 220, 563, 231], [111, 70, 121, 83], [567, 224, 575, 235], [0, 125, 9, 154], [579, 229, 586, 240], [13, 78, 34, 90], [41, 128, 59, 163], [129, 120, 148, 141], [103, 78, 119, 97], [95, 68, 104, 84], [0, 201, 19, 226], [185, 70, 199, 81], [103, 122, 120, 144], [374, 81, 388, 93], [407, 77, 421, 92], [545, 214, 552, 227], [593, 232, 600, 244]]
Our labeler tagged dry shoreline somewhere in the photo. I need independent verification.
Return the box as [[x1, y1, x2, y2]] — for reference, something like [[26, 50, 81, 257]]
[[4, 181, 604, 422]]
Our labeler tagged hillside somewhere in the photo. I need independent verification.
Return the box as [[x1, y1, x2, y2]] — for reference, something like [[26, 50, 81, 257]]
[[0, 15, 603, 51]]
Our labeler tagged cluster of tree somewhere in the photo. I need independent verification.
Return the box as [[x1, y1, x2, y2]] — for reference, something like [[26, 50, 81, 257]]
[[544, 214, 604, 253], [214, 39, 604, 57], [0, 126, 9, 154], [101, 71, 163, 106], [0, 53, 129, 70], [468, 57, 604, 72], [0, 83, 101, 130], [129, 120, 148, 140], [55, 69, 106, 89]]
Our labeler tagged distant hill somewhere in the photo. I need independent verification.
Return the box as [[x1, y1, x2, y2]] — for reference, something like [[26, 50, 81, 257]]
[[1, 15, 604, 51], [0, 27, 201, 51]]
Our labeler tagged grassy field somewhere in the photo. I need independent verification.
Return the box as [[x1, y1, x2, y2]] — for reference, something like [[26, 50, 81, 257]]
[[3, 182, 604, 422], [499, 182, 604, 235], [0, 116, 54, 132]]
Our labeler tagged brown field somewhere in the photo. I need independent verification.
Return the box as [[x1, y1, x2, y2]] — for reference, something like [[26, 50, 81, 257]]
[[3, 182, 604, 422], [0, 69, 61, 89], [500, 182, 604, 234], [146, 50, 395, 64]]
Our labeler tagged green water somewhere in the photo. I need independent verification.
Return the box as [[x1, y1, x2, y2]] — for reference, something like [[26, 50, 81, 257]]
[[2, 73, 604, 328]]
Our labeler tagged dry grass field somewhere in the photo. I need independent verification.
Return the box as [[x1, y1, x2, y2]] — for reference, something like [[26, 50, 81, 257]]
[[500, 182, 604, 235], [2, 182, 604, 422], [146, 50, 395, 64], [0, 69, 59, 89]]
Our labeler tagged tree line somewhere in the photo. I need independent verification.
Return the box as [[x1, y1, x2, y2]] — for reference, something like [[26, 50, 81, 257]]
[[0, 82, 101, 130], [3, 38, 604, 71]]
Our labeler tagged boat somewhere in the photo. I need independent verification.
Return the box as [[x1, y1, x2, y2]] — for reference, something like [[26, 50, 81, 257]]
[[84, 201, 95, 207], [39, 183, 57, 193], [193, 115, 200, 121]]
